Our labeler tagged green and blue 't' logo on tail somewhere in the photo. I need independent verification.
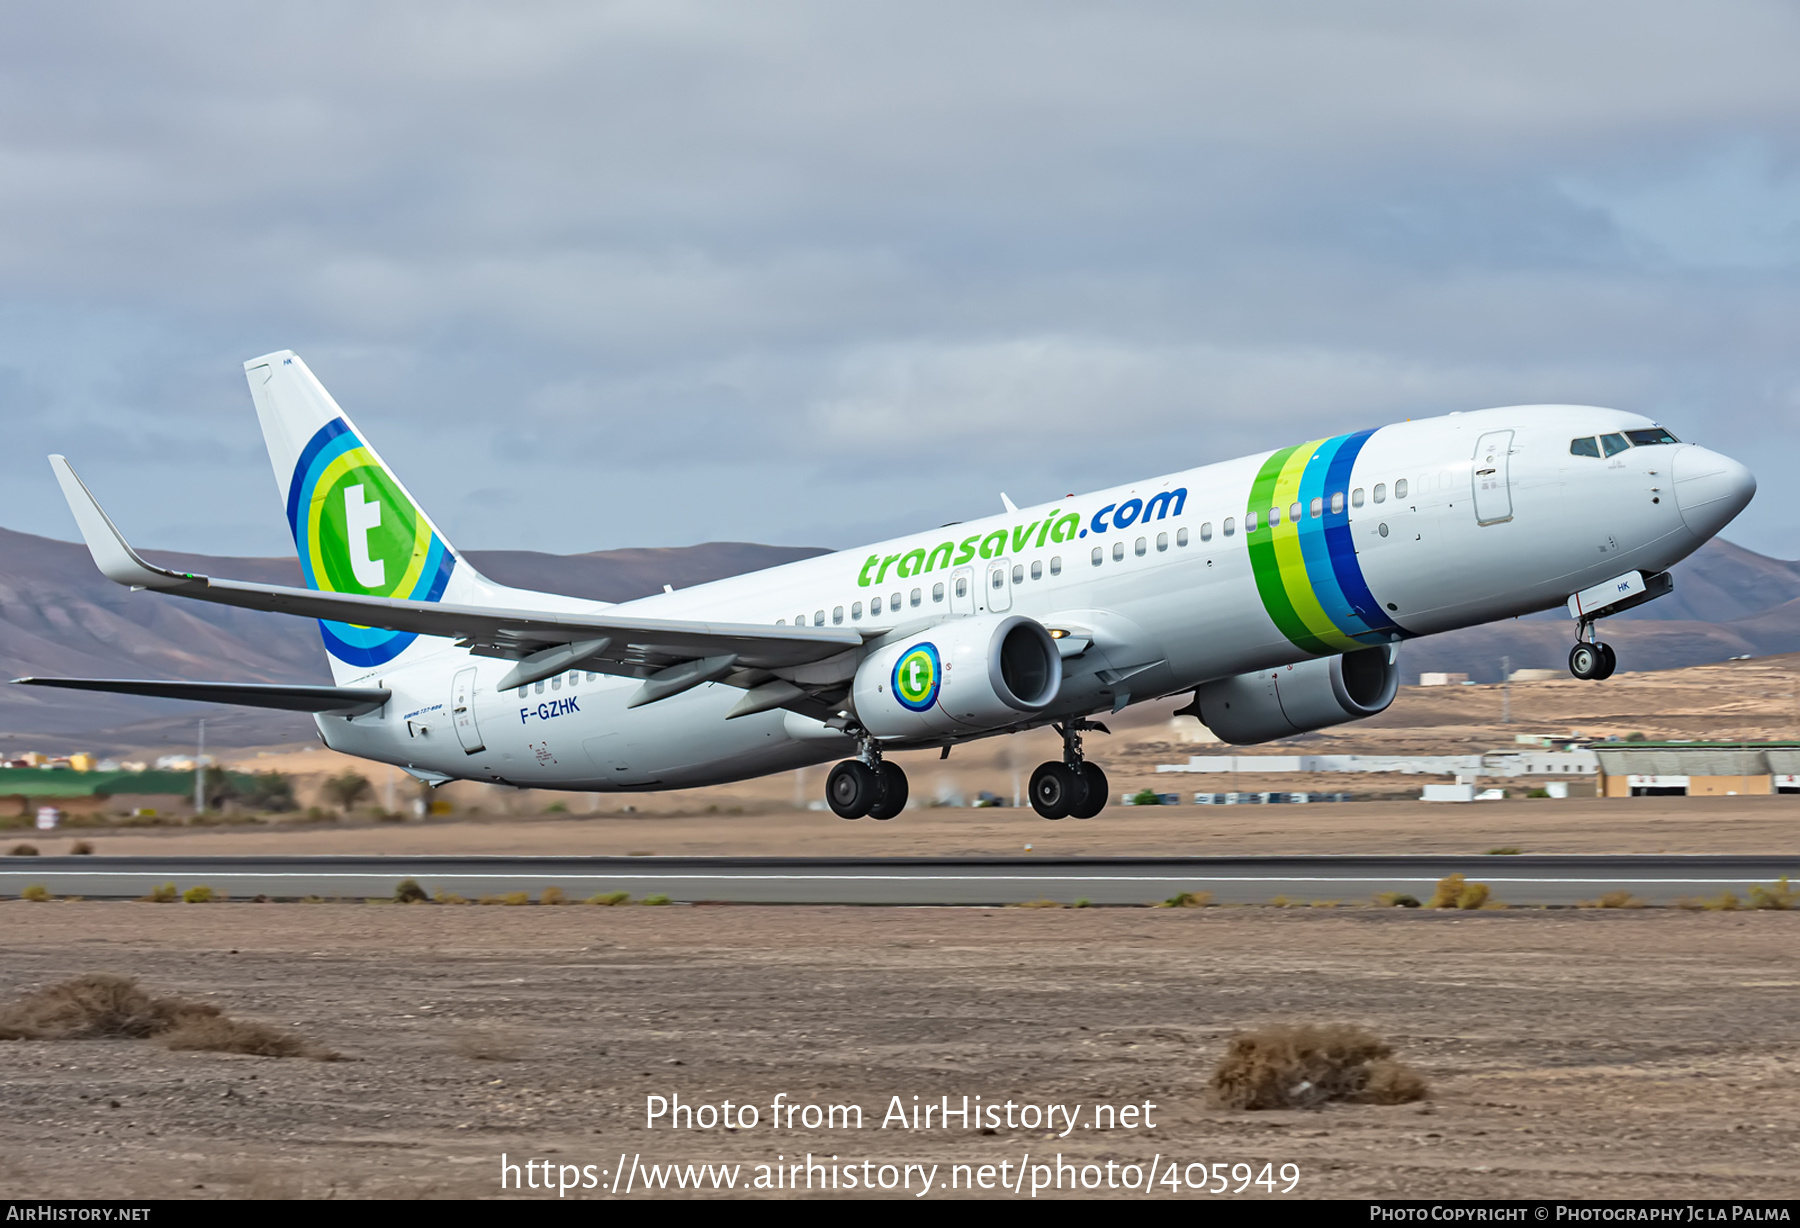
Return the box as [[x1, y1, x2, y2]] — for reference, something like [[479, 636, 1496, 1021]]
[[286, 418, 454, 667]]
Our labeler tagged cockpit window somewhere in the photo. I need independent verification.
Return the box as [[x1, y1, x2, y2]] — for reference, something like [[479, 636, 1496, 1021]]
[[1625, 427, 1679, 447], [1569, 436, 1601, 459], [1600, 432, 1630, 457]]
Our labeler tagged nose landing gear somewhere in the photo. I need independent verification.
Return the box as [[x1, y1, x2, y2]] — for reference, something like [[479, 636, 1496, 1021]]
[[826, 737, 909, 820], [1568, 619, 1617, 681], [1029, 720, 1110, 820]]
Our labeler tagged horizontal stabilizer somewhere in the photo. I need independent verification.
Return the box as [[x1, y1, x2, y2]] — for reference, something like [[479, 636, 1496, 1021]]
[[12, 677, 389, 716]]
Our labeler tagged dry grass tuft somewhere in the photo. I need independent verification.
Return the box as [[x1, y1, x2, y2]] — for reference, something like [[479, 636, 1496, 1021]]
[[1013, 898, 1065, 909], [480, 892, 531, 906], [8, 843, 39, 857], [1584, 891, 1644, 909], [69, 841, 94, 855], [539, 887, 567, 906], [1208, 1023, 1429, 1110], [1426, 873, 1494, 910], [182, 885, 218, 904], [19, 885, 50, 903], [0, 974, 334, 1058], [1159, 891, 1212, 908], [586, 891, 631, 906], [639, 894, 671, 906], [1748, 877, 1797, 910]]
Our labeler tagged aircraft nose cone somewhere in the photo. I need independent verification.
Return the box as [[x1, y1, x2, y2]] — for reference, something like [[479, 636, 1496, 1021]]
[[1673, 446, 1756, 540]]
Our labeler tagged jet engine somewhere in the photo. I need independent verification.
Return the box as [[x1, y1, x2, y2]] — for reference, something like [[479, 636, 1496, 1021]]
[[851, 614, 1062, 740], [1189, 646, 1399, 745]]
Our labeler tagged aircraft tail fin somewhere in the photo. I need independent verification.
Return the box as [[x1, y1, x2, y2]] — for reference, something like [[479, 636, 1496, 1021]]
[[243, 350, 488, 678]]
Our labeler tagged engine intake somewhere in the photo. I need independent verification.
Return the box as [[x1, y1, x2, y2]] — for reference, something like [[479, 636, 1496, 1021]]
[[852, 614, 1062, 740], [1190, 646, 1399, 745]]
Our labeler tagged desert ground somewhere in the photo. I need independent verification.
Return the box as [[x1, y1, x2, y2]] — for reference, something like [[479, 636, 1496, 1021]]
[[2, 657, 1796, 1200], [0, 903, 1795, 1200]]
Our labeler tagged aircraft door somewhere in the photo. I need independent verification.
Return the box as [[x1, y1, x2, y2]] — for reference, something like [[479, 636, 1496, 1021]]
[[1472, 430, 1514, 526], [984, 558, 1012, 612], [949, 566, 976, 615], [451, 666, 485, 754]]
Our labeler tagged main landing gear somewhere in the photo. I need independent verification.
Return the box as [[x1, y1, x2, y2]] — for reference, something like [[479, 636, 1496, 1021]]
[[1029, 720, 1109, 821], [1568, 618, 1617, 681], [826, 739, 908, 820]]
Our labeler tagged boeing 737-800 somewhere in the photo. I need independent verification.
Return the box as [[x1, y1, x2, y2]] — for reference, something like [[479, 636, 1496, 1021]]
[[18, 351, 1756, 820]]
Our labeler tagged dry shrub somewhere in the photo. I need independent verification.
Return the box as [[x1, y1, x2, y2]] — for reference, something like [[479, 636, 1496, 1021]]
[[1208, 1023, 1429, 1110], [1013, 898, 1064, 909], [9, 843, 39, 857], [1427, 873, 1493, 910], [1160, 891, 1212, 908], [19, 885, 50, 903], [182, 885, 218, 904], [1587, 891, 1643, 909], [586, 891, 630, 906], [539, 887, 566, 906], [640, 894, 671, 906], [480, 892, 531, 906], [0, 974, 333, 1058], [69, 841, 94, 855], [1705, 891, 1741, 912], [393, 878, 428, 904], [1749, 877, 1797, 911]]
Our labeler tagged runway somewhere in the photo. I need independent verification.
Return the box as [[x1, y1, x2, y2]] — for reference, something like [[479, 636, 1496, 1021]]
[[1, 853, 1795, 906]]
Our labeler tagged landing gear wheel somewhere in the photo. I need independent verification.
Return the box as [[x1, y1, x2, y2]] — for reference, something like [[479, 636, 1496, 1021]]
[[1569, 642, 1605, 681], [1030, 761, 1088, 820], [867, 762, 909, 820], [826, 760, 879, 819], [1068, 763, 1108, 819], [1594, 642, 1617, 681]]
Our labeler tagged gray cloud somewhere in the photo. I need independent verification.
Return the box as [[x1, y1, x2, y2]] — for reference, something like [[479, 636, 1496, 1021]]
[[1, 1, 1796, 559]]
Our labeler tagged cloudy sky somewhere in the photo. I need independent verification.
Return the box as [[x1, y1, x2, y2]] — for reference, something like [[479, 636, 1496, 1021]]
[[2, 2, 1797, 560]]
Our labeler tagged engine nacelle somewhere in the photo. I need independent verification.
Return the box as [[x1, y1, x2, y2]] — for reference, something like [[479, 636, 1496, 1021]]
[[1192, 646, 1399, 745], [851, 614, 1063, 740]]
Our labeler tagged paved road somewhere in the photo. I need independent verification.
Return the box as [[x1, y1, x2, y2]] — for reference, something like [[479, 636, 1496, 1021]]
[[0, 854, 1794, 906]]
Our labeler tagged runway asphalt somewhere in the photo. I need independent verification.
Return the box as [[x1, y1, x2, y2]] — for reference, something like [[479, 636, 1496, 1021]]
[[0, 854, 1795, 906]]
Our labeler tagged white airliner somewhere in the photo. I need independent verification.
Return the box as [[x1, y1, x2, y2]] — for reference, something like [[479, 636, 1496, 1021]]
[[20, 352, 1755, 820]]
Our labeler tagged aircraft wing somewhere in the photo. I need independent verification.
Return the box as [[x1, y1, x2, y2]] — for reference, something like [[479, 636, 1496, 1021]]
[[12, 677, 391, 716], [49, 456, 864, 698]]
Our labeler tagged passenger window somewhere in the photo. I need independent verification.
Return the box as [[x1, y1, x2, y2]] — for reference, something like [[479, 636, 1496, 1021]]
[[1091, 546, 1103, 566], [1373, 483, 1386, 503], [1309, 498, 1322, 519], [1600, 432, 1629, 457], [568, 671, 578, 684], [586, 672, 597, 682], [1245, 511, 1258, 533], [1269, 506, 1281, 526], [1292, 502, 1304, 522], [1569, 436, 1601, 459], [1625, 427, 1679, 446], [991, 570, 1004, 590], [954, 577, 968, 597], [517, 686, 528, 699], [1198, 523, 1210, 542], [1049, 556, 1061, 575], [1112, 542, 1125, 561], [851, 601, 863, 619], [1134, 536, 1147, 556], [1352, 488, 1364, 508], [1156, 532, 1168, 552], [911, 587, 922, 606], [931, 583, 943, 602], [1030, 560, 1043, 580], [534, 681, 545, 695], [833, 606, 844, 624], [1329, 492, 1343, 515], [775, 618, 785, 626], [1395, 479, 1409, 499], [890, 591, 901, 610], [814, 610, 825, 626], [1224, 517, 1236, 536], [1012, 564, 1024, 584], [795, 613, 806, 627], [870, 596, 881, 615], [1179, 527, 1191, 546], [551, 674, 561, 690]]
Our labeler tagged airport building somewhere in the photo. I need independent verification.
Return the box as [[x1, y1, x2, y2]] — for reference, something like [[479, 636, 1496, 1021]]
[[1592, 743, 1800, 797]]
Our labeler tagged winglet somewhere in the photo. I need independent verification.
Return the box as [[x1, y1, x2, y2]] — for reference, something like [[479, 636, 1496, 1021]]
[[47, 456, 195, 590], [1000, 492, 1018, 514]]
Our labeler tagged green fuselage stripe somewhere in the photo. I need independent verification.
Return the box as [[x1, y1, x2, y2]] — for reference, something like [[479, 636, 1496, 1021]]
[[1246, 446, 1333, 655]]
